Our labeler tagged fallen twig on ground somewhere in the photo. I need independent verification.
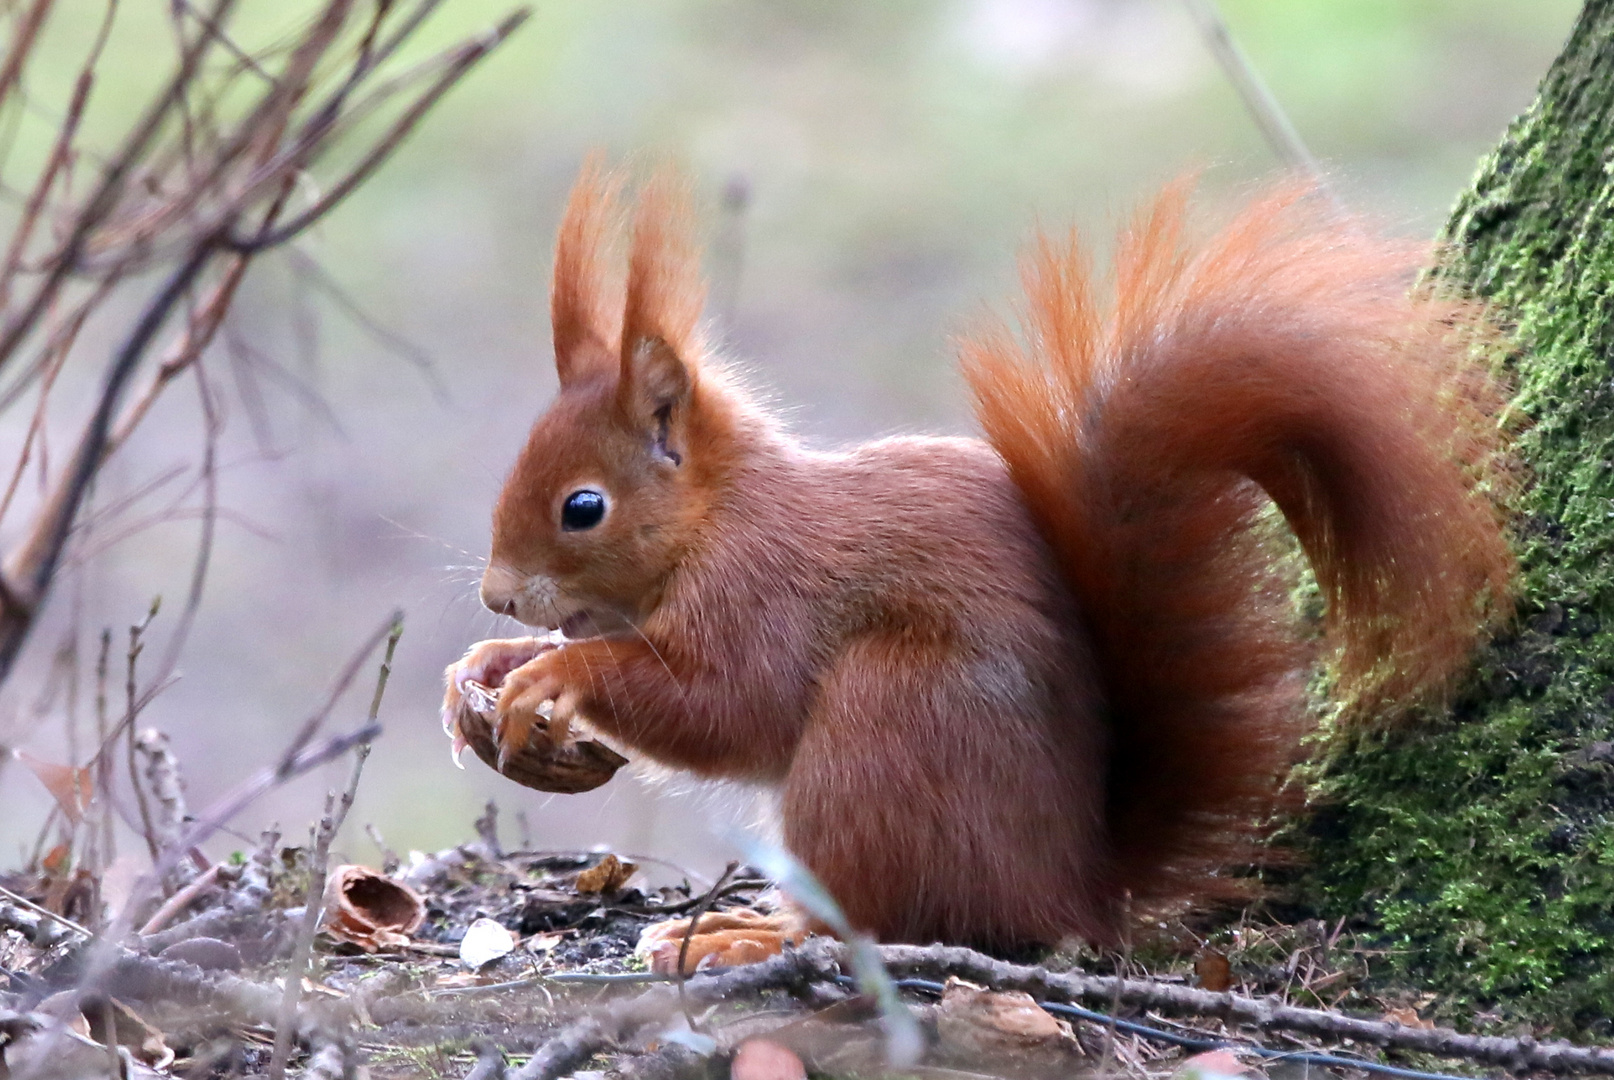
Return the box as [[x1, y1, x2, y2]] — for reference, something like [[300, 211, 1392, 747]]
[[870, 941, 1614, 1075]]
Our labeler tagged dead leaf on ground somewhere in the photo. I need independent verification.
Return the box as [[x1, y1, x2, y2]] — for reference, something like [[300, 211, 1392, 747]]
[[36, 990, 175, 1070], [575, 853, 635, 894], [1195, 949, 1233, 992], [1381, 1005, 1435, 1030], [322, 865, 425, 951]]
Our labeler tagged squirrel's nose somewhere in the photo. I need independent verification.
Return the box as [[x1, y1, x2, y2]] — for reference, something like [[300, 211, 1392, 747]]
[[479, 564, 522, 617]]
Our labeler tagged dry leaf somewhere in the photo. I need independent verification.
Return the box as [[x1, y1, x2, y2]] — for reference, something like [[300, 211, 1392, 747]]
[[731, 1039, 806, 1080], [40, 844, 70, 876], [322, 865, 425, 952], [1381, 1006, 1435, 1030], [17, 751, 94, 825], [1195, 949, 1233, 992], [576, 853, 635, 894], [36, 990, 175, 1070]]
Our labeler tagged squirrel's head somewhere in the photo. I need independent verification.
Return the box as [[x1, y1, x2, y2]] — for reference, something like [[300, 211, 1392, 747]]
[[482, 162, 723, 637]]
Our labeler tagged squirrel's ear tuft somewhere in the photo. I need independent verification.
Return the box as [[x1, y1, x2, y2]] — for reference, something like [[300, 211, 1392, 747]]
[[618, 167, 704, 418], [551, 156, 622, 387]]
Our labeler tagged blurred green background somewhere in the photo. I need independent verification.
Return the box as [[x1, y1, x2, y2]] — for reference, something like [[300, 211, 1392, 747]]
[[0, 0, 1581, 878]]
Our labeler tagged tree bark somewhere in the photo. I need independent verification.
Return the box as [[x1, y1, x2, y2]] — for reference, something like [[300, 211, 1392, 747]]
[[1302, 0, 1614, 1034]]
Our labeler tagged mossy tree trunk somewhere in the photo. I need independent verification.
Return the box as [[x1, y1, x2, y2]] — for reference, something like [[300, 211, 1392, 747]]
[[1303, 0, 1614, 1034]]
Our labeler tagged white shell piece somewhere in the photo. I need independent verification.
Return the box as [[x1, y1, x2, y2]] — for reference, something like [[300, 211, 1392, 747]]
[[459, 916, 517, 968]]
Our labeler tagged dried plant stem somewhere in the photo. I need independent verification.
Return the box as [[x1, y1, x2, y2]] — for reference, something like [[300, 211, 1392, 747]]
[[137, 862, 223, 937], [1179, 0, 1323, 180], [268, 791, 338, 1080], [267, 614, 402, 1080], [674, 860, 739, 1027], [123, 601, 161, 865], [0, 0, 57, 106]]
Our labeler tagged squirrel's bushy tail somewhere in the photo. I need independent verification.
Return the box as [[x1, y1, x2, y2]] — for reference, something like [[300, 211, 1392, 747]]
[[963, 183, 1515, 910]]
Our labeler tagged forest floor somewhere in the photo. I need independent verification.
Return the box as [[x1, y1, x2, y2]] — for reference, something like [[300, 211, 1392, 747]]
[[4, 798, 1589, 1080]]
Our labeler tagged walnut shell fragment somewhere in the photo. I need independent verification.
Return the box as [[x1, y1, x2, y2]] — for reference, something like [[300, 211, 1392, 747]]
[[451, 679, 628, 793], [323, 864, 425, 951]]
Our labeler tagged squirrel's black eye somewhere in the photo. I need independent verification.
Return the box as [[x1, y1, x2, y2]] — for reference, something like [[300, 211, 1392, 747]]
[[561, 489, 607, 531]]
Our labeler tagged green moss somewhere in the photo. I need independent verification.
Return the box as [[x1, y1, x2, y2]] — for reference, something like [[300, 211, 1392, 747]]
[[1297, 0, 1614, 1034]]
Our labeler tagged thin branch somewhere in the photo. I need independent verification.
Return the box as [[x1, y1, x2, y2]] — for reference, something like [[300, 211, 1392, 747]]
[[0, 234, 218, 672], [0, 0, 56, 108], [123, 598, 161, 865], [83, 0, 353, 261], [144, 363, 221, 685], [0, 0, 110, 311], [870, 942, 1614, 1076], [267, 791, 338, 1080], [226, 9, 532, 254], [0, 0, 238, 373], [338, 612, 403, 836], [268, 614, 401, 1080], [1179, 0, 1323, 179], [277, 610, 401, 779]]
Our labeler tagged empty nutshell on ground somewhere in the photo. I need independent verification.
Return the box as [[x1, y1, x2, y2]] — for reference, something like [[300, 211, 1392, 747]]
[[452, 679, 628, 793]]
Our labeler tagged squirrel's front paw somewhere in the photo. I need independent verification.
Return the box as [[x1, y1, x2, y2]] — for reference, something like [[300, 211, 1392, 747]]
[[445, 647, 627, 794], [493, 654, 578, 769], [441, 635, 558, 759]]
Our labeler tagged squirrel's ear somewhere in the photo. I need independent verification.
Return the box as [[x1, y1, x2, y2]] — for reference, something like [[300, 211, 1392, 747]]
[[551, 157, 621, 388], [623, 335, 692, 415], [618, 168, 704, 435]]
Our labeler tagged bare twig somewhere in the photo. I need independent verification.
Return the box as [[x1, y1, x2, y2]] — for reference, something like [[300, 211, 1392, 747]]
[[278, 611, 401, 779], [0, 0, 238, 372], [0, 238, 219, 678], [267, 791, 338, 1080], [136, 862, 223, 937], [123, 599, 162, 864], [226, 9, 533, 253], [0, 881, 94, 940], [0, 0, 56, 108], [0, 0, 528, 699], [1178, 0, 1323, 179], [675, 860, 739, 1026], [0, 1, 108, 311], [870, 942, 1614, 1076]]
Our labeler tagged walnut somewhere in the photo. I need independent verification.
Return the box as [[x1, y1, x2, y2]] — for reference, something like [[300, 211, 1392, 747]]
[[451, 679, 628, 794]]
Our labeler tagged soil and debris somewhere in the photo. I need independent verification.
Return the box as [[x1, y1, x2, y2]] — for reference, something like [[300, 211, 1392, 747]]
[[5, 802, 1606, 1080]]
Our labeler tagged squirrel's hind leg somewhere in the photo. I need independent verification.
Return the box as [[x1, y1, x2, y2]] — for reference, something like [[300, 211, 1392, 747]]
[[780, 632, 1111, 949]]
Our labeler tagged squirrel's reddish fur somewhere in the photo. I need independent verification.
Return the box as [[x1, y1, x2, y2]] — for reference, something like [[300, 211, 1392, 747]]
[[464, 164, 1513, 949]]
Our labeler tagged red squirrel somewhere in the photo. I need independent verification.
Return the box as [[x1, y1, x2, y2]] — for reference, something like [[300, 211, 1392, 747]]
[[444, 163, 1513, 951]]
